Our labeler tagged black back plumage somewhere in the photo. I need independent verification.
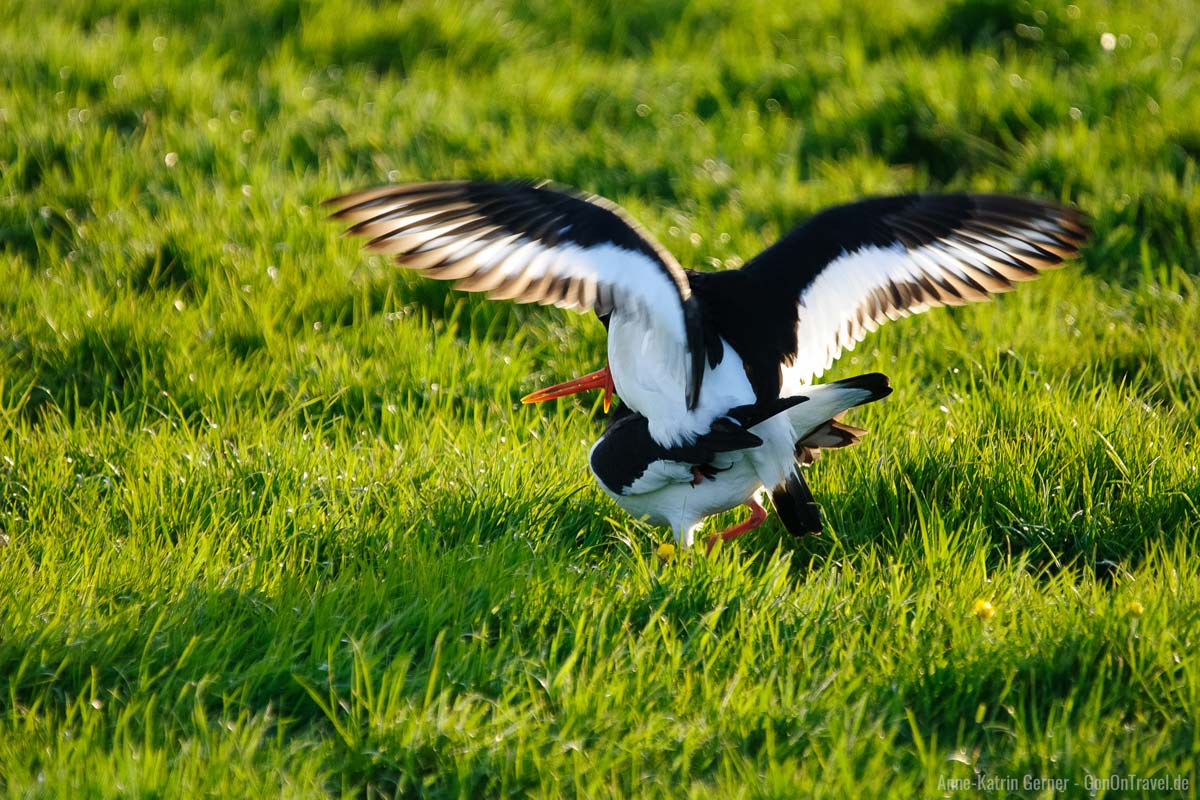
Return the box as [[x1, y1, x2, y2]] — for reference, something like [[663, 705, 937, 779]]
[[589, 395, 810, 494], [588, 405, 756, 494]]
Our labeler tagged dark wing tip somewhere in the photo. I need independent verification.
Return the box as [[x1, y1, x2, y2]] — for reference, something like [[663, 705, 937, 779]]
[[770, 468, 822, 536], [1051, 205, 1093, 242], [723, 394, 811, 429], [699, 419, 764, 452], [969, 194, 1093, 245], [828, 372, 893, 403], [324, 193, 362, 219]]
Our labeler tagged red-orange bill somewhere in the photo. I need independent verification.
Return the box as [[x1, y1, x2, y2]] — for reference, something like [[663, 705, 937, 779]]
[[521, 365, 614, 412]]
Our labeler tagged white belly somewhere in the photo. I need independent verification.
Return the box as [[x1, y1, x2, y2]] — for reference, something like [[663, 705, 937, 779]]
[[594, 453, 765, 546]]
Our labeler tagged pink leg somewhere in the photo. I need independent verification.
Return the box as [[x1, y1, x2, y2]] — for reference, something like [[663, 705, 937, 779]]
[[705, 499, 768, 553]]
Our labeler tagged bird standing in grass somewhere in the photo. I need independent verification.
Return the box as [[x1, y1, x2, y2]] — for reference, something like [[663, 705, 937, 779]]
[[328, 181, 1088, 547], [583, 374, 892, 549]]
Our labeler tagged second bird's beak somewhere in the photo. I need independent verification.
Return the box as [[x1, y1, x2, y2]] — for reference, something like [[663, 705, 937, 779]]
[[521, 365, 615, 412]]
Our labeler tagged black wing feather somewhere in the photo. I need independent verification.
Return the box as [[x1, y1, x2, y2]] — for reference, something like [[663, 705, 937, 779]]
[[690, 193, 1089, 400], [328, 180, 712, 409]]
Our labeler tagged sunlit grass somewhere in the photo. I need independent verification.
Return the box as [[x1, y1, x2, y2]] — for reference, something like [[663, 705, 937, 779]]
[[2, 0, 1199, 796]]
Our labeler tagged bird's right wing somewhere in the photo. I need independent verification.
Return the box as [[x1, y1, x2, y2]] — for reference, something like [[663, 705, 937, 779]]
[[328, 180, 711, 407], [699, 194, 1089, 394]]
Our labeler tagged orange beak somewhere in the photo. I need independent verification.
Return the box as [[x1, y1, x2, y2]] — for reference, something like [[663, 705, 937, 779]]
[[521, 365, 615, 412]]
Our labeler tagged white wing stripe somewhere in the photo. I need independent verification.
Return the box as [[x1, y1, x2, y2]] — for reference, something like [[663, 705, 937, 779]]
[[780, 212, 1082, 392], [330, 182, 693, 345]]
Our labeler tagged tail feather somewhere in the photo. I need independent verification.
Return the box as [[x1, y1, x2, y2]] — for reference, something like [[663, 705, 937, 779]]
[[723, 394, 808, 429], [770, 467, 822, 536], [772, 372, 892, 535], [695, 418, 763, 452], [826, 372, 892, 399]]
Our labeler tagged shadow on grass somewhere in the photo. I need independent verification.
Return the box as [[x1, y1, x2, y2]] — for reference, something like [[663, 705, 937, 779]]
[[887, 621, 1191, 772], [759, 442, 1200, 579], [14, 322, 172, 424], [928, 0, 1094, 64]]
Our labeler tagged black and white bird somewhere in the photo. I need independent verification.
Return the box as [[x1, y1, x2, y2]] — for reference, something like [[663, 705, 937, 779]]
[[587, 374, 891, 549], [328, 180, 1089, 545]]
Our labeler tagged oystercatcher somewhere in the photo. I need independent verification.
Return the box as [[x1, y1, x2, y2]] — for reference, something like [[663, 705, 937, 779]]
[[328, 180, 1088, 543], [589, 374, 892, 549]]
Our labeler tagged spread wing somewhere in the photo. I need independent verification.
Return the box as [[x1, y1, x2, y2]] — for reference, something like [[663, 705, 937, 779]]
[[327, 179, 708, 406], [696, 194, 1090, 394]]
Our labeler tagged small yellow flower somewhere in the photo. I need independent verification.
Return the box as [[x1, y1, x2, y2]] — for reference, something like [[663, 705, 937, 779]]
[[1127, 600, 1144, 617], [972, 599, 995, 620], [656, 542, 676, 562]]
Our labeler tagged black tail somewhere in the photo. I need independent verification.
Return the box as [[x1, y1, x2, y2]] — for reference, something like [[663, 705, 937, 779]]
[[769, 373, 891, 537], [770, 466, 822, 536]]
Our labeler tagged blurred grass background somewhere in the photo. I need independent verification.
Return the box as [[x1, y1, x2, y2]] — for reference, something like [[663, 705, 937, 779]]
[[2, 0, 1199, 796]]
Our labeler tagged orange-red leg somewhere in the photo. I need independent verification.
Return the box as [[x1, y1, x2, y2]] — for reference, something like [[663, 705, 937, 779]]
[[705, 499, 768, 553]]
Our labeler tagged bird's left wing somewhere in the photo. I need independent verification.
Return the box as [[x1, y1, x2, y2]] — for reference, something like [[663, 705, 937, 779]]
[[693, 194, 1089, 396]]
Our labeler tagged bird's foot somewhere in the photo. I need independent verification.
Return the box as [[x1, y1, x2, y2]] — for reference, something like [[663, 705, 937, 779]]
[[704, 499, 768, 553]]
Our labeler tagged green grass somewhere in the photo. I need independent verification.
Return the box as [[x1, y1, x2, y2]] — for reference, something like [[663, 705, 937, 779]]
[[2, 0, 1199, 796]]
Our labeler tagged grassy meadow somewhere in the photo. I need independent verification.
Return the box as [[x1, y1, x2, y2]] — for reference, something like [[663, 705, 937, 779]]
[[2, 0, 1200, 796]]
